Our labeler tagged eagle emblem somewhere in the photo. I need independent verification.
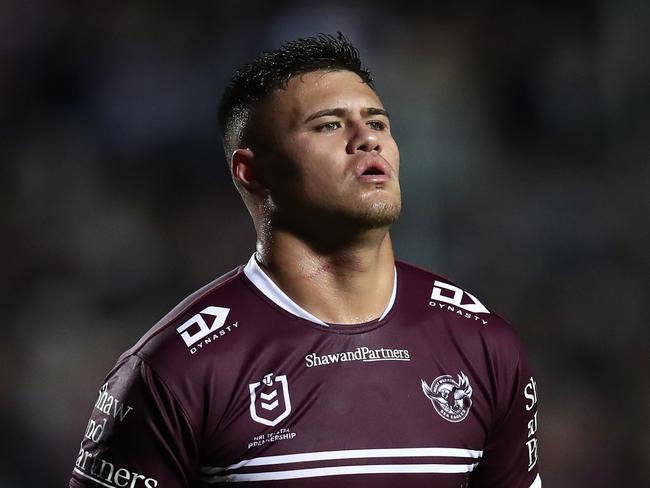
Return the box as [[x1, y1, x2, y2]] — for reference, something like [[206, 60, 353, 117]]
[[421, 372, 473, 422]]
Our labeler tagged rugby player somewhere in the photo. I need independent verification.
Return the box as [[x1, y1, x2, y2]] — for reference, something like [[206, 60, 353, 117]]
[[70, 33, 541, 487]]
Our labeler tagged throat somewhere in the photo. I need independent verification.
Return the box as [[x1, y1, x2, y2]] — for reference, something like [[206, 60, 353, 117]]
[[255, 234, 396, 325]]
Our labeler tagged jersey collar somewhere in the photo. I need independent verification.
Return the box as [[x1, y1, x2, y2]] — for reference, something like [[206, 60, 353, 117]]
[[243, 253, 397, 327]]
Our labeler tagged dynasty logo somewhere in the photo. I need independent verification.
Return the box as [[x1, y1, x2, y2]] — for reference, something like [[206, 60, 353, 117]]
[[176, 306, 239, 355], [429, 281, 490, 325]]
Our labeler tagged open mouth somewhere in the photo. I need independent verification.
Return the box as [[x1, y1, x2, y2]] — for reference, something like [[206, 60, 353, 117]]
[[356, 160, 390, 182], [362, 166, 385, 176]]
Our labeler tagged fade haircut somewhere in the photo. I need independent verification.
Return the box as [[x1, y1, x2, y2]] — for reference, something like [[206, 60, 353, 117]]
[[218, 32, 375, 159]]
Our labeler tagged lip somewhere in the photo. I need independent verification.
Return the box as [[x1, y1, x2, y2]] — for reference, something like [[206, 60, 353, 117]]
[[355, 158, 391, 183]]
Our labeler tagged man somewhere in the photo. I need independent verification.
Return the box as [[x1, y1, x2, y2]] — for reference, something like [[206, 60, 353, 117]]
[[70, 33, 541, 487]]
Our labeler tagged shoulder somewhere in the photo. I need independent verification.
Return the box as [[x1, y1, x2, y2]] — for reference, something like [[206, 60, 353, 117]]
[[395, 260, 525, 354], [396, 260, 533, 416], [117, 264, 251, 374]]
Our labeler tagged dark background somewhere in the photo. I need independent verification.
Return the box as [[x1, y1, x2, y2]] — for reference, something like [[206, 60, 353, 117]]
[[1, 1, 648, 486]]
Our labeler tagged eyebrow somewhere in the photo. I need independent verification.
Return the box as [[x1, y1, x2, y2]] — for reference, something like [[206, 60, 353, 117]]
[[303, 107, 390, 123]]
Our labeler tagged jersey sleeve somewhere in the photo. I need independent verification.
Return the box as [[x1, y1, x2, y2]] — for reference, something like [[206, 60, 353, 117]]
[[69, 354, 199, 488], [470, 333, 541, 488]]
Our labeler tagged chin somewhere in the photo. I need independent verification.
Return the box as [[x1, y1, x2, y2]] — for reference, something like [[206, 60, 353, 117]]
[[355, 200, 402, 228]]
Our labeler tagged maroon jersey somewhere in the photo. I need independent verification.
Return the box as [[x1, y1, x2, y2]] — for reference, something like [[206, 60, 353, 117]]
[[70, 255, 541, 488]]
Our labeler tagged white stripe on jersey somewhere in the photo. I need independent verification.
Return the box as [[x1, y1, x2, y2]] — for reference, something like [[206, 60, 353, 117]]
[[202, 463, 479, 483], [200, 447, 482, 482], [530, 473, 542, 488], [202, 447, 483, 474]]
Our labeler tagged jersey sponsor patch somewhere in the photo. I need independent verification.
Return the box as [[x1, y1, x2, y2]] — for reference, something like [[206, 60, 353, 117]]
[[421, 372, 473, 422], [304, 346, 411, 368], [524, 377, 540, 471], [74, 455, 159, 488], [75, 383, 159, 488], [428, 280, 490, 325], [176, 306, 240, 354], [430, 281, 489, 314]]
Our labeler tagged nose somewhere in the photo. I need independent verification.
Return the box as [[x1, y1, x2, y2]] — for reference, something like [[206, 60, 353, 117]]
[[346, 122, 381, 154]]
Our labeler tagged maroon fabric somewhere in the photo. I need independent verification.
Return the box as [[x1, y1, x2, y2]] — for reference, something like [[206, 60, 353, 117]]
[[70, 261, 540, 487]]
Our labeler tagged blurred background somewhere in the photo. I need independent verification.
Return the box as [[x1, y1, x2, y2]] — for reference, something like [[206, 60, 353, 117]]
[[1, 0, 648, 486]]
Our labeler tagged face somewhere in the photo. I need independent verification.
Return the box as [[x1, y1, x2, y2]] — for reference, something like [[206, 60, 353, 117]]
[[252, 70, 401, 232]]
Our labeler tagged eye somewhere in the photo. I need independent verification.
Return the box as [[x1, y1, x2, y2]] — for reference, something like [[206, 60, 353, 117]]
[[315, 121, 342, 132], [367, 120, 387, 131]]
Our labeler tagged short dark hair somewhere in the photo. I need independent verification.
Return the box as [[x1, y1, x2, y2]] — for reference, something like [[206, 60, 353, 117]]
[[218, 32, 374, 158]]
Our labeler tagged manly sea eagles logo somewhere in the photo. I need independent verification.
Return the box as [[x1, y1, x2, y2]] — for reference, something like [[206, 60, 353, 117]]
[[249, 373, 292, 427], [421, 372, 473, 422]]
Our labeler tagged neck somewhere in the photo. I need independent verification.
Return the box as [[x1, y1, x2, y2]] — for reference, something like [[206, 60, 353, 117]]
[[255, 226, 396, 324]]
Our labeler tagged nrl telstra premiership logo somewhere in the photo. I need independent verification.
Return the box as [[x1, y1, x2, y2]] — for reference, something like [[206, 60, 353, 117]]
[[421, 372, 473, 422], [249, 373, 292, 427]]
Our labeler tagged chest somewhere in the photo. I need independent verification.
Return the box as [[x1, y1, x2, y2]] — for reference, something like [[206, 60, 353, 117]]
[[199, 325, 493, 486]]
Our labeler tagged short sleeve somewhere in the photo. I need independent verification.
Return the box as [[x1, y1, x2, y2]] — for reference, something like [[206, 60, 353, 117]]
[[469, 337, 542, 488], [69, 354, 198, 488]]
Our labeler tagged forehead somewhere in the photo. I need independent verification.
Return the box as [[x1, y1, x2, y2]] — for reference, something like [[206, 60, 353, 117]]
[[264, 70, 383, 124]]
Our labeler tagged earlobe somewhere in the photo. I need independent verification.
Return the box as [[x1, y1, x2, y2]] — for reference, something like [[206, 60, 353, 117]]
[[232, 148, 265, 193]]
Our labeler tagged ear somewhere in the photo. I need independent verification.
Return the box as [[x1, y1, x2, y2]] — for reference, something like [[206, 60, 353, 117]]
[[231, 148, 266, 194]]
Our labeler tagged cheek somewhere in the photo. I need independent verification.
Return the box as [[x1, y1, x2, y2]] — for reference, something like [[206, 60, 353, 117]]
[[295, 139, 343, 175], [268, 141, 339, 193]]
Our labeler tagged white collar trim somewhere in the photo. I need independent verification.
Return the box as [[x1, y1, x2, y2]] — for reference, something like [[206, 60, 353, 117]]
[[243, 253, 397, 326]]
